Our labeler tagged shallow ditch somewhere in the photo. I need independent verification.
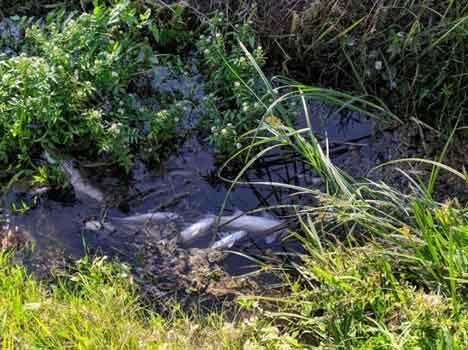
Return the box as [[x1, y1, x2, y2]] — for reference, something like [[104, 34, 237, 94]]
[[0, 15, 414, 305], [0, 102, 400, 304]]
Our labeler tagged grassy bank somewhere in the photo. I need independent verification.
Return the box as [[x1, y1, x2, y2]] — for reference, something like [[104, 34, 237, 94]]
[[226, 78, 468, 348], [189, 0, 468, 132], [0, 253, 299, 349]]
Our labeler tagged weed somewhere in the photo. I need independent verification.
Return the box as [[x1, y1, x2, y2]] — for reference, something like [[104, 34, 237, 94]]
[[225, 66, 467, 347], [146, 2, 192, 51], [190, 0, 468, 133], [196, 13, 270, 156], [143, 102, 184, 165]]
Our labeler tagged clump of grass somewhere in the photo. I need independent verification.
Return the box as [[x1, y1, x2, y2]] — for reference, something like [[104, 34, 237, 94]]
[[240, 120, 468, 347], [223, 62, 467, 347], [0, 252, 300, 349], [190, 0, 468, 133], [242, 242, 468, 348], [318, 1, 468, 131]]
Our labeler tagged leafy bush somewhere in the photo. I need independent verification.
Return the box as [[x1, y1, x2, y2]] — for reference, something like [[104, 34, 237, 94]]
[[0, 2, 182, 183], [196, 13, 269, 156], [143, 102, 184, 164], [146, 2, 192, 51]]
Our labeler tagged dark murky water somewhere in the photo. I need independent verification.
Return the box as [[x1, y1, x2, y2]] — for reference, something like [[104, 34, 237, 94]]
[[0, 20, 389, 275], [2, 106, 381, 276]]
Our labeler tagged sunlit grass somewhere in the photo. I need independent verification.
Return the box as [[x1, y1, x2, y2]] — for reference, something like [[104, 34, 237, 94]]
[[222, 53, 468, 347], [0, 253, 300, 349]]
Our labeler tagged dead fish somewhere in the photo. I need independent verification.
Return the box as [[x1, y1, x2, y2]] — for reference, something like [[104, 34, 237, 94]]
[[219, 212, 283, 234], [84, 220, 116, 232], [85, 212, 178, 233], [43, 152, 104, 204], [61, 161, 104, 203], [211, 231, 248, 249], [181, 211, 285, 243], [180, 216, 216, 242], [110, 212, 179, 224]]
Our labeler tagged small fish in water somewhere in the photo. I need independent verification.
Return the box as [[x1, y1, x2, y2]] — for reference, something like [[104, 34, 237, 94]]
[[180, 216, 216, 242], [110, 212, 179, 224], [211, 230, 248, 249]]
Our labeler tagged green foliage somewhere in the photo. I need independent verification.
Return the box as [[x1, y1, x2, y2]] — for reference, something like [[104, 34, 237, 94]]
[[196, 13, 269, 156], [268, 0, 468, 131], [246, 244, 468, 349], [0, 0, 71, 17], [229, 77, 468, 348], [0, 1, 182, 184], [147, 3, 192, 51], [143, 103, 183, 164]]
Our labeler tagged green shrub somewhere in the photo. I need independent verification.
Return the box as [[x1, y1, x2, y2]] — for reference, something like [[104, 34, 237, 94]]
[[0, 2, 182, 183], [143, 102, 184, 164], [196, 13, 269, 156]]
